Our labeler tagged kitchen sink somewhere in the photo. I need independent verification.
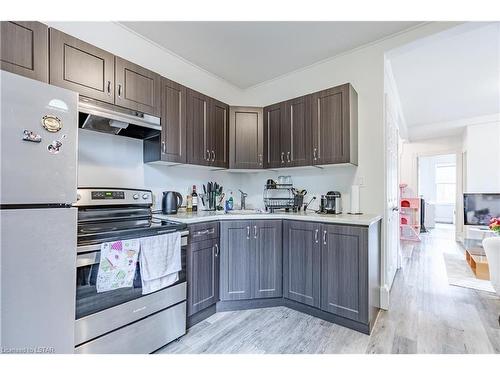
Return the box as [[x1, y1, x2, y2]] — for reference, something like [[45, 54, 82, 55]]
[[224, 209, 268, 215]]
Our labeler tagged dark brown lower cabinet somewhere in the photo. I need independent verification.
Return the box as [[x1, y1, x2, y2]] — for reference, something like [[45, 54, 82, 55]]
[[0, 21, 48, 82], [219, 220, 253, 301], [187, 238, 220, 317], [283, 220, 321, 308], [220, 220, 282, 301], [283, 220, 379, 327], [192, 218, 380, 334], [321, 224, 368, 323], [254, 220, 282, 299]]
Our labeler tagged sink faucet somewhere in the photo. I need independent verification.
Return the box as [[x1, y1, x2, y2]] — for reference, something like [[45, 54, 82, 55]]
[[239, 189, 248, 210]]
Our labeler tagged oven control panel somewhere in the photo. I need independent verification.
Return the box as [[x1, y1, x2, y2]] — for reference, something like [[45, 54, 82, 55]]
[[91, 191, 125, 200], [75, 188, 153, 207]]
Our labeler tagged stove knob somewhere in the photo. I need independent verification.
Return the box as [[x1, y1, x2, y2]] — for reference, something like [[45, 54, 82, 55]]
[[142, 194, 149, 200], [133, 194, 139, 200]]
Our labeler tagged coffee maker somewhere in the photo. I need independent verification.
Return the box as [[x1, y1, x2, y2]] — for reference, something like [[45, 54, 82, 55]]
[[319, 191, 342, 214]]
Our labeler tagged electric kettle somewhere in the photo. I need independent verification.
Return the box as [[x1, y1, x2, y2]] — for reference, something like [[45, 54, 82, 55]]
[[162, 191, 183, 214]]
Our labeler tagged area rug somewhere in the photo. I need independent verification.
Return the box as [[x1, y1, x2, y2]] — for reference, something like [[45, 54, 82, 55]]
[[442, 252, 495, 293]]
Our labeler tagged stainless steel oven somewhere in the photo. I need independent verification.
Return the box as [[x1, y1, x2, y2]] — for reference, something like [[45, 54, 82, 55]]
[[73, 188, 188, 354]]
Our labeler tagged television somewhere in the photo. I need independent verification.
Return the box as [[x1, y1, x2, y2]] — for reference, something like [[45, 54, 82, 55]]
[[464, 193, 500, 226]]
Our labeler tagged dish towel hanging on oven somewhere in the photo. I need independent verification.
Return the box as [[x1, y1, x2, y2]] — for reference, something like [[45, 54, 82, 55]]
[[139, 232, 181, 295], [96, 239, 140, 293]]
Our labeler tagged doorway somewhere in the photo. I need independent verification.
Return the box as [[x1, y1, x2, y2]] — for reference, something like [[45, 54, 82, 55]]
[[417, 154, 457, 233]]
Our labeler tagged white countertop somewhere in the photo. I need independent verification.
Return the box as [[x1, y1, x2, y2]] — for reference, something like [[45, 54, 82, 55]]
[[153, 209, 382, 227]]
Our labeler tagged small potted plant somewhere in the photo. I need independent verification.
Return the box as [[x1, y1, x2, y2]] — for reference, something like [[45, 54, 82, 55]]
[[489, 217, 500, 235]]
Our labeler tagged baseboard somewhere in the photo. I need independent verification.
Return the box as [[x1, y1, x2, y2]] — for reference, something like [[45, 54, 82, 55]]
[[283, 299, 371, 335], [216, 298, 283, 312], [380, 285, 390, 310], [215, 297, 373, 335], [187, 305, 217, 328]]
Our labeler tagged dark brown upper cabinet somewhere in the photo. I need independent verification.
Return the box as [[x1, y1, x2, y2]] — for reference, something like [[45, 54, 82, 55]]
[[311, 83, 358, 165], [284, 95, 312, 167], [264, 96, 312, 169], [49, 28, 115, 104], [1, 21, 48, 82], [186, 89, 210, 166], [210, 99, 229, 168], [186, 89, 229, 168], [229, 107, 264, 169], [1, 24, 358, 170], [263, 102, 285, 168], [114, 57, 161, 116], [159, 78, 186, 163]]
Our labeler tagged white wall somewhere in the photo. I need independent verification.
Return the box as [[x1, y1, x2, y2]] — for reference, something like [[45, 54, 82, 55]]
[[78, 129, 145, 188], [464, 122, 500, 193], [240, 166, 357, 212]]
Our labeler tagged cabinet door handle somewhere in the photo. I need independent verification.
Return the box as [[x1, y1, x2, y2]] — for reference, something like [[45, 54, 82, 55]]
[[314, 229, 319, 243], [206, 149, 210, 161], [253, 225, 257, 239], [313, 148, 318, 161], [194, 228, 214, 237], [106, 80, 112, 96], [287, 151, 291, 163], [258, 153, 263, 166], [281, 152, 285, 164], [246, 226, 250, 240], [323, 230, 327, 245], [211, 150, 215, 162], [162, 141, 166, 153], [118, 84, 122, 98], [214, 243, 219, 257]]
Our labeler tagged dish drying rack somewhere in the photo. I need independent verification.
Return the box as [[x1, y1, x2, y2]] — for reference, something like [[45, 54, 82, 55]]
[[263, 183, 295, 212]]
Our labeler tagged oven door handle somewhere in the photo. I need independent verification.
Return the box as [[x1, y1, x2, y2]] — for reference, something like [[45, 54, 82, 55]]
[[77, 231, 189, 254], [77, 251, 101, 267]]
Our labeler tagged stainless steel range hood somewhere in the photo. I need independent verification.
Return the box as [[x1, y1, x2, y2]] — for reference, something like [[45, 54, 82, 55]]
[[78, 97, 161, 140]]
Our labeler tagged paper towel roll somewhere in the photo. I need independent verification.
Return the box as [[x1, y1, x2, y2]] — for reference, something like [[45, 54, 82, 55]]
[[350, 185, 360, 214]]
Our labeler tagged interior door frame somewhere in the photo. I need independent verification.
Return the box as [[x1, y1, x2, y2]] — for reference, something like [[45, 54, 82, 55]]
[[382, 93, 401, 311], [415, 150, 463, 240]]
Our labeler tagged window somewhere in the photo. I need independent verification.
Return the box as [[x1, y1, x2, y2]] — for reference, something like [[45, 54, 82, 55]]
[[435, 163, 456, 204]]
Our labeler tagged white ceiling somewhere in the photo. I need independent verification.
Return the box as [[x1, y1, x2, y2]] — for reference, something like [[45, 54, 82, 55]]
[[120, 21, 420, 89], [388, 22, 500, 139]]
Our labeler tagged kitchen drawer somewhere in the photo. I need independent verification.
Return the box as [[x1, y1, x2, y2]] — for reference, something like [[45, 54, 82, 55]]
[[75, 301, 186, 354], [188, 221, 219, 243]]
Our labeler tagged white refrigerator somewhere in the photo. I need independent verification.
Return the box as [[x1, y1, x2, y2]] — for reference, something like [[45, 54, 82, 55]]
[[0, 71, 78, 353]]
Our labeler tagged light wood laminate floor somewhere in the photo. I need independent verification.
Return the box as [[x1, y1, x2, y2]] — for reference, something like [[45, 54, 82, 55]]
[[159, 225, 500, 354]]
